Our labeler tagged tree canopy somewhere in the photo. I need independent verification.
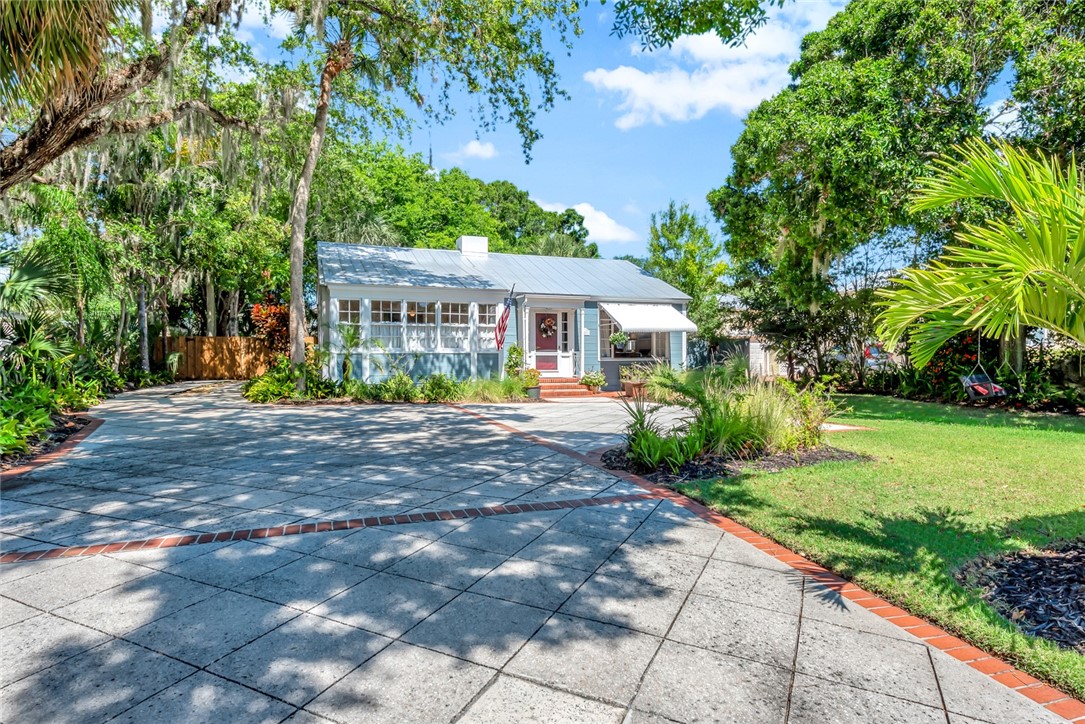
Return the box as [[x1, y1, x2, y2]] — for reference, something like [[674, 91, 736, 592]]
[[709, 0, 1084, 309]]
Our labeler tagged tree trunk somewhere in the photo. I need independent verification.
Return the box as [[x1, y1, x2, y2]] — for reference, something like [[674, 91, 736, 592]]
[[76, 295, 86, 346], [226, 289, 240, 336], [205, 272, 217, 337], [287, 40, 353, 392], [160, 290, 170, 339], [138, 282, 150, 372], [113, 295, 128, 374]]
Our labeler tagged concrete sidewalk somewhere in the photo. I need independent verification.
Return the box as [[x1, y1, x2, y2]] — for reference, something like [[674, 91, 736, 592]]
[[0, 386, 1068, 723]]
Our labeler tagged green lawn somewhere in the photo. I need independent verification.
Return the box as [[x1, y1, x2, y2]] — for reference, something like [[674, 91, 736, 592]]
[[679, 394, 1085, 699]]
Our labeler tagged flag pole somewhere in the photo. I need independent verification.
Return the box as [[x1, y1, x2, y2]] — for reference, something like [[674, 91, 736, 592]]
[[498, 285, 515, 380]]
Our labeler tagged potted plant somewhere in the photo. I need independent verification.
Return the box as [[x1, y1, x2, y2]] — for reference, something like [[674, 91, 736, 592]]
[[620, 363, 649, 398], [522, 368, 542, 398], [579, 370, 607, 393], [609, 330, 629, 351]]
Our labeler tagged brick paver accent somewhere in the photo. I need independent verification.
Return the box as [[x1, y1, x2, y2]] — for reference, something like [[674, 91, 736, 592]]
[[0, 492, 660, 564]]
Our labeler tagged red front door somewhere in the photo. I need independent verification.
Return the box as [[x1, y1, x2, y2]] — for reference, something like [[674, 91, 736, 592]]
[[534, 312, 558, 371]]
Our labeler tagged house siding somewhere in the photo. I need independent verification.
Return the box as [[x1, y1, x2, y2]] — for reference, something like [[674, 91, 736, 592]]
[[582, 302, 600, 372], [670, 303, 687, 371], [478, 353, 500, 378]]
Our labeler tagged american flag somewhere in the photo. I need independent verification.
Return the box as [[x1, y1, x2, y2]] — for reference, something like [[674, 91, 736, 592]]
[[495, 288, 514, 351]]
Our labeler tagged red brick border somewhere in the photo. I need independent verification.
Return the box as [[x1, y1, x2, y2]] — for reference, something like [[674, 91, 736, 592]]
[[0, 492, 658, 565], [449, 404, 1085, 723], [2, 417, 104, 484]]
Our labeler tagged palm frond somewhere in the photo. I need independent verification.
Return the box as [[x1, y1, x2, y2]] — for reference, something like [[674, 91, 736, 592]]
[[877, 141, 1085, 367], [0, 0, 132, 108], [0, 247, 73, 314]]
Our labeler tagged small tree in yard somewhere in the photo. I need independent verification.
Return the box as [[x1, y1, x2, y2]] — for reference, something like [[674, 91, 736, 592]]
[[646, 201, 727, 345]]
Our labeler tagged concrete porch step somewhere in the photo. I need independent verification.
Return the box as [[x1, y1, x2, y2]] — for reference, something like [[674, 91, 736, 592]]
[[539, 390, 597, 398]]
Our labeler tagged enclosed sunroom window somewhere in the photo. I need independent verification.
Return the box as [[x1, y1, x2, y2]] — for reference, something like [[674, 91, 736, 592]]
[[440, 302, 470, 350]]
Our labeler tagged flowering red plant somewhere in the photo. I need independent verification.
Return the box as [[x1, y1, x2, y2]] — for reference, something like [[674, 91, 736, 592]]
[[251, 303, 290, 352]]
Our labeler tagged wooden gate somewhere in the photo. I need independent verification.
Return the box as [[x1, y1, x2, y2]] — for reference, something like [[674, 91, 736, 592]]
[[161, 336, 278, 380]]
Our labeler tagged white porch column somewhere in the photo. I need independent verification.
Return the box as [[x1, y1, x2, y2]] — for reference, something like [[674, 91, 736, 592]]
[[327, 291, 339, 380], [469, 301, 479, 379], [362, 298, 372, 381]]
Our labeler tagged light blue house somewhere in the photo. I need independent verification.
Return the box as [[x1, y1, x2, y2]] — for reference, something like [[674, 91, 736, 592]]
[[316, 236, 696, 389]]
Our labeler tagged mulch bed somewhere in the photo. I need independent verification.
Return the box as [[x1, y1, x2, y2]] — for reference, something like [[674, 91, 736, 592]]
[[957, 539, 1085, 654], [1, 414, 94, 472], [600, 445, 871, 485]]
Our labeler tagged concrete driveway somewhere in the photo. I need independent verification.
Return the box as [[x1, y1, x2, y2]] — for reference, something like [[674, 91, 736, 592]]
[[0, 384, 1068, 723]]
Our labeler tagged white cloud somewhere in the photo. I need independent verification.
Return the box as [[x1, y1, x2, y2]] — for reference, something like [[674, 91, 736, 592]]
[[584, 0, 846, 129], [536, 200, 639, 243], [444, 140, 499, 163], [985, 99, 1020, 137], [237, 0, 293, 43]]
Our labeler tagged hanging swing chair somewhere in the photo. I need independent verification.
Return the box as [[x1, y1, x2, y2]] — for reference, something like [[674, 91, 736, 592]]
[[959, 337, 1007, 401]]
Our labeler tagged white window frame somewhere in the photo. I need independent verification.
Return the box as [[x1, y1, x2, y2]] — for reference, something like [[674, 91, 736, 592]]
[[440, 301, 470, 351], [477, 303, 498, 351], [371, 299, 403, 350]]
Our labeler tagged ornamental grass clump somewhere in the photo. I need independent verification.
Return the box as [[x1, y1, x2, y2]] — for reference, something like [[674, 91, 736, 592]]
[[460, 376, 527, 402], [621, 360, 839, 473]]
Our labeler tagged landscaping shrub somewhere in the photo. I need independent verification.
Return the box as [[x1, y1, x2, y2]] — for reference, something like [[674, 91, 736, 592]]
[[251, 302, 290, 353], [0, 382, 58, 454], [521, 368, 540, 388], [377, 371, 420, 402], [342, 378, 378, 402], [740, 380, 796, 453], [242, 356, 300, 403], [853, 332, 1084, 414], [579, 370, 606, 388], [420, 373, 464, 403], [504, 344, 524, 377]]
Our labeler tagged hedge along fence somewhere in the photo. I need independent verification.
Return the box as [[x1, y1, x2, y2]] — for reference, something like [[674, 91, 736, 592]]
[[157, 336, 312, 380]]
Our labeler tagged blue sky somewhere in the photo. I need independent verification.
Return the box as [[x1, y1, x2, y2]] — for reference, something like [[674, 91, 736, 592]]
[[234, 0, 849, 258]]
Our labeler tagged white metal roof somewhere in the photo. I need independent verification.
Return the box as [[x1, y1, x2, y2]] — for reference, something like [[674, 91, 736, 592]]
[[600, 302, 698, 333], [317, 242, 691, 302]]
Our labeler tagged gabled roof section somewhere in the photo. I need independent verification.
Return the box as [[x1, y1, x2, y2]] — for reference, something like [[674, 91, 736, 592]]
[[317, 242, 692, 301]]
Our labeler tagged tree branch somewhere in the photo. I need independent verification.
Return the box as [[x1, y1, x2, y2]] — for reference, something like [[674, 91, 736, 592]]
[[105, 99, 261, 136]]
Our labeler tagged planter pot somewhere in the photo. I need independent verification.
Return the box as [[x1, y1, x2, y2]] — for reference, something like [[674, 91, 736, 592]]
[[526, 386, 541, 399], [588, 385, 601, 394], [623, 380, 647, 398]]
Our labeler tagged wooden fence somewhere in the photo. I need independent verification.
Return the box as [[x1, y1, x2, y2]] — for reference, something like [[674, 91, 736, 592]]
[[160, 336, 278, 380]]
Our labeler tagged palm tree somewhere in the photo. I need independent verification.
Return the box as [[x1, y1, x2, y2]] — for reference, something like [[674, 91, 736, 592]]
[[0, 247, 74, 388], [0, 0, 127, 108], [876, 140, 1085, 367], [522, 233, 597, 258]]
